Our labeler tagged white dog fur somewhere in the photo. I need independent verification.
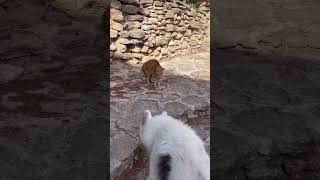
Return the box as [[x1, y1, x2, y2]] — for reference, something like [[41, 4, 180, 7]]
[[139, 110, 210, 180]]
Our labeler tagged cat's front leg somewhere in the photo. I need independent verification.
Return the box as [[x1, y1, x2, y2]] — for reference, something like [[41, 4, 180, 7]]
[[146, 76, 150, 84], [154, 81, 158, 89]]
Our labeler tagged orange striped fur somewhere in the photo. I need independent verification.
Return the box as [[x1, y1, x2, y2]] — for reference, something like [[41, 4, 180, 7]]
[[142, 59, 164, 88]]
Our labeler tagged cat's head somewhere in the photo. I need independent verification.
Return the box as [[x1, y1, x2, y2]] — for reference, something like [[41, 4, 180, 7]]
[[139, 110, 168, 149]]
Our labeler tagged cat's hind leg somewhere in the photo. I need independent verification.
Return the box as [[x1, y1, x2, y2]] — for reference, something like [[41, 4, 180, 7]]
[[146, 72, 151, 84], [155, 78, 162, 89], [149, 74, 154, 83], [154, 79, 158, 89]]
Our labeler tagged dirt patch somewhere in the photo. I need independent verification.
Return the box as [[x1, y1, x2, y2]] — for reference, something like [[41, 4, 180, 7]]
[[185, 116, 210, 126], [114, 146, 148, 180]]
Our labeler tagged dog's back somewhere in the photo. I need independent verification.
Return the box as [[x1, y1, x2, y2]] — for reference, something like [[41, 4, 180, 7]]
[[140, 110, 210, 180]]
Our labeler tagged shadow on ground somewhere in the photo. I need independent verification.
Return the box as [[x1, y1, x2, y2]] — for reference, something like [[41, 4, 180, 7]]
[[213, 49, 320, 179]]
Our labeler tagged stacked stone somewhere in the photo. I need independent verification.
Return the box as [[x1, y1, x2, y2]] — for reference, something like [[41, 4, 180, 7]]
[[197, 0, 210, 41], [110, 0, 210, 63], [110, 0, 145, 62]]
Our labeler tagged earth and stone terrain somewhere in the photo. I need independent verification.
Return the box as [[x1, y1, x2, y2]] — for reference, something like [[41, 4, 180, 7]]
[[111, 47, 210, 179]]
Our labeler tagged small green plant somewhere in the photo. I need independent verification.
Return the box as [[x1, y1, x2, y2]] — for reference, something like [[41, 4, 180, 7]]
[[137, 144, 149, 161], [185, 0, 198, 9], [185, 0, 197, 4], [185, 0, 197, 5]]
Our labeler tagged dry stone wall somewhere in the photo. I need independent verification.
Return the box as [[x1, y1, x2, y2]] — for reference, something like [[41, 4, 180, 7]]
[[110, 0, 210, 63]]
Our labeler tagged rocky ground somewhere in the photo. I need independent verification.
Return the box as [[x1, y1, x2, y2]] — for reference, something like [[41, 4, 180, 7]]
[[110, 48, 210, 179], [213, 50, 320, 179]]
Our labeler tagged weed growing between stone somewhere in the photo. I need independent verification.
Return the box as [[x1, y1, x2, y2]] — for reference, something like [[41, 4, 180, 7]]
[[137, 144, 149, 161], [185, 0, 197, 7]]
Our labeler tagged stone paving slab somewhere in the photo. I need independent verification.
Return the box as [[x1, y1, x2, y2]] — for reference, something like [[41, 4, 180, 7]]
[[110, 49, 210, 178]]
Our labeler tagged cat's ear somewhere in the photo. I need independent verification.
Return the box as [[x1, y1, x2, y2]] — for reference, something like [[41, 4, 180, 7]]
[[161, 111, 168, 116], [143, 110, 152, 125]]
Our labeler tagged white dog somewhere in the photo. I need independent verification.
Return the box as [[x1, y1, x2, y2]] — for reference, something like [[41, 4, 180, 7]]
[[139, 110, 210, 180]]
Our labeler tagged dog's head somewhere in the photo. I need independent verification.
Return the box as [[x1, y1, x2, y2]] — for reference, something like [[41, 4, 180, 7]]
[[139, 110, 168, 149]]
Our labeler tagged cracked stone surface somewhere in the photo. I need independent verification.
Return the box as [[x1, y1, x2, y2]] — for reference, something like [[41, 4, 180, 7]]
[[213, 50, 320, 179], [110, 49, 210, 178]]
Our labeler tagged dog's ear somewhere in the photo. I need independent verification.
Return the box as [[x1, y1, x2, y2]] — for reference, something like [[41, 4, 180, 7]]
[[142, 110, 152, 125], [161, 111, 168, 116]]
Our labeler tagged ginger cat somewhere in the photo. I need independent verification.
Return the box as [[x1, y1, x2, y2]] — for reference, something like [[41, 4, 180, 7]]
[[142, 59, 164, 88]]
